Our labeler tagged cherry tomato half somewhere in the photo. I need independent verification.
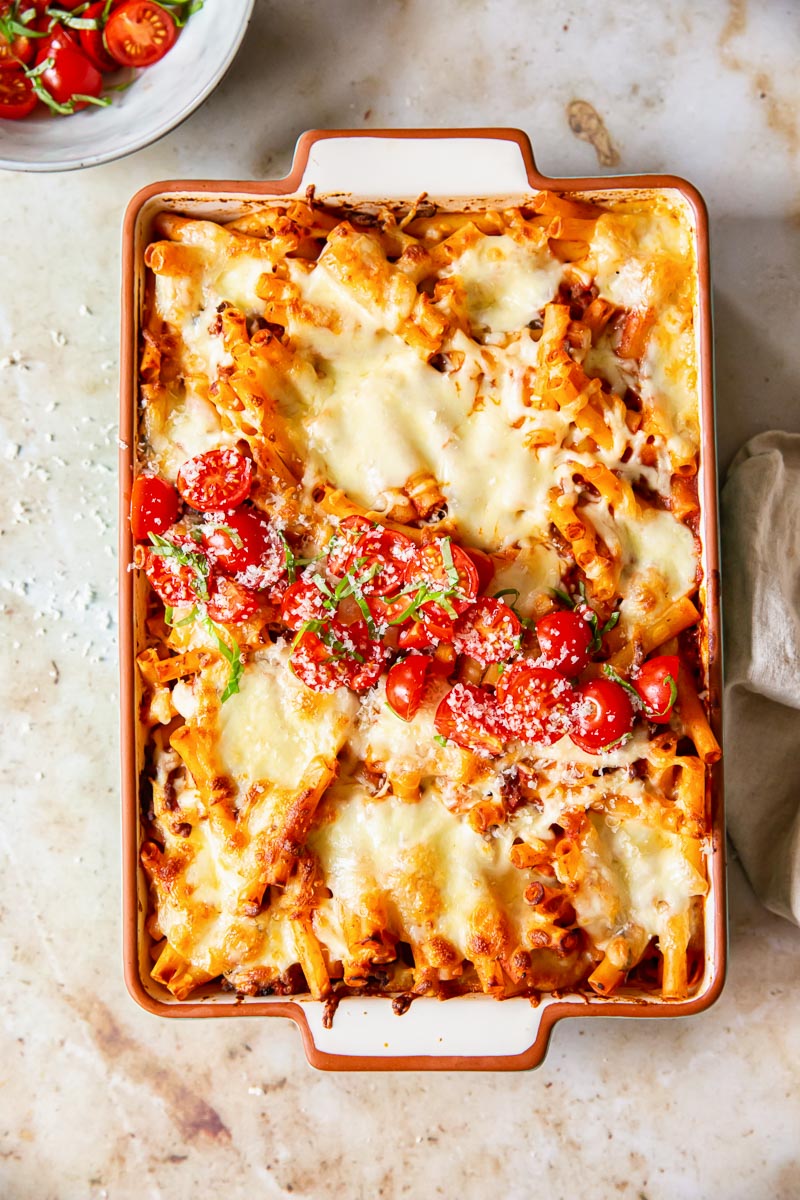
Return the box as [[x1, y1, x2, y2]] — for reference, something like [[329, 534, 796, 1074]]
[[497, 664, 575, 746], [405, 539, 479, 617], [176, 448, 253, 512], [35, 26, 103, 110], [385, 655, 430, 722], [463, 547, 495, 594], [434, 682, 508, 756], [202, 505, 284, 589], [104, 0, 177, 68], [325, 515, 374, 578], [0, 26, 34, 70], [144, 538, 202, 608], [343, 527, 414, 597], [570, 678, 634, 753], [78, 1, 122, 73], [453, 597, 521, 666], [130, 474, 180, 541], [0, 68, 36, 118], [535, 609, 593, 675], [280, 579, 328, 631], [205, 576, 260, 625], [633, 654, 680, 723], [398, 619, 437, 651], [290, 620, 388, 694]]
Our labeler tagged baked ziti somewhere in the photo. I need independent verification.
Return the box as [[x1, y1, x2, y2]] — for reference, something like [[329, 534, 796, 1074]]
[[131, 192, 719, 1005]]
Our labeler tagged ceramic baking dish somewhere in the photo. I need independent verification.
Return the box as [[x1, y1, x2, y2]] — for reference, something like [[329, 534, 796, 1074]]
[[119, 128, 725, 1071]]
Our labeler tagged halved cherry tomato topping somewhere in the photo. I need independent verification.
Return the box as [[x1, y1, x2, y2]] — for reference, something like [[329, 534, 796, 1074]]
[[633, 655, 679, 723], [386, 655, 430, 722], [404, 539, 479, 618], [144, 537, 204, 607], [202, 505, 284, 589], [453, 597, 522, 666], [280, 579, 328, 631], [290, 620, 388, 694], [78, 1, 122, 72], [0, 27, 34, 69], [205, 576, 260, 625], [419, 608, 455, 642], [35, 26, 103, 110], [130, 474, 180, 541], [0, 68, 36, 118], [325, 516, 375, 577], [176, 449, 252, 512], [535, 609, 593, 675], [497, 664, 575, 746], [344, 622, 391, 691], [570, 678, 634, 753], [434, 682, 508, 755], [343, 528, 414, 596], [104, 0, 177, 68], [398, 619, 436, 651], [463, 547, 494, 594]]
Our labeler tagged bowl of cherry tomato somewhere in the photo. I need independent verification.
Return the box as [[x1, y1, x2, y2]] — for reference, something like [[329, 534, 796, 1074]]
[[0, 0, 254, 171]]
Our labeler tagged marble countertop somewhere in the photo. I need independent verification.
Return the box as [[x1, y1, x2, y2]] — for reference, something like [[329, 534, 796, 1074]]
[[1, 1, 799, 1196]]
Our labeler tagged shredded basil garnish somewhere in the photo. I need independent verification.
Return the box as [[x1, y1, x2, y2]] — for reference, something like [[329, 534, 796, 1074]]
[[602, 663, 641, 703], [202, 615, 244, 703]]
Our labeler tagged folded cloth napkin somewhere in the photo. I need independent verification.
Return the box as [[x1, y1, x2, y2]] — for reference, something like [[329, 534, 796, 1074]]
[[721, 431, 800, 925]]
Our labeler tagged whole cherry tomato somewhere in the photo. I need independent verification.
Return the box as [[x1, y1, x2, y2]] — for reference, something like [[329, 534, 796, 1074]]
[[385, 655, 430, 721], [535, 609, 593, 675], [570, 678, 634, 753], [130, 474, 180, 541], [633, 655, 680, 723]]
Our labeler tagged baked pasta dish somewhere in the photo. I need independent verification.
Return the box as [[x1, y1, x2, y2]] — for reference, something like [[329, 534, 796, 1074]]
[[131, 192, 720, 1007]]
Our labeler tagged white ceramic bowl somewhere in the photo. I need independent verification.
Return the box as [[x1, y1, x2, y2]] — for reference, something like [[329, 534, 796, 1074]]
[[0, 0, 254, 173]]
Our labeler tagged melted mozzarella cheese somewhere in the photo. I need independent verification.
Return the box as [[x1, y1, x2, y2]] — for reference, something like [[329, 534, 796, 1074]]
[[570, 813, 702, 950], [443, 234, 563, 333], [308, 782, 532, 955], [217, 642, 357, 793], [144, 379, 239, 482]]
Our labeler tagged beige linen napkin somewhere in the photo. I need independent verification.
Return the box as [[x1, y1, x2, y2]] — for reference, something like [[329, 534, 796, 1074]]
[[721, 431, 800, 925]]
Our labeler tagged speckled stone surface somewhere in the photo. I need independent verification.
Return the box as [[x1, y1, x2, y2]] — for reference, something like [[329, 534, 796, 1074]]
[[1, 2, 799, 1197]]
